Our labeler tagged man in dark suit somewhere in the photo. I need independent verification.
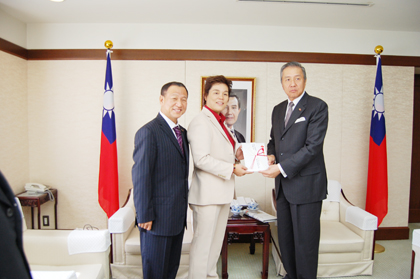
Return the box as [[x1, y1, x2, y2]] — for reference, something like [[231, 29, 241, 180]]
[[222, 94, 246, 143], [132, 81, 189, 279], [0, 171, 32, 279], [260, 62, 328, 279]]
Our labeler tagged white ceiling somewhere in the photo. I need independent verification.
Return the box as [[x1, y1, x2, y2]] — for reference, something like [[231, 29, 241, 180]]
[[0, 0, 419, 32]]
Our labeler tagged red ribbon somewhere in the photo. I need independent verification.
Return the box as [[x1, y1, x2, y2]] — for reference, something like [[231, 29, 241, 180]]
[[250, 146, 267, 169]]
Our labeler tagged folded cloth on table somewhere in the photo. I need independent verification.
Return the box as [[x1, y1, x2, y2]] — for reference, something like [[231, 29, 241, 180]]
[[31, 271, 77, 279], [68, 229, 111, 255]]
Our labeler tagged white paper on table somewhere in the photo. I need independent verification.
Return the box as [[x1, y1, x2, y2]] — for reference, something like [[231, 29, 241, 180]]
[[242, 143, 269, 172]]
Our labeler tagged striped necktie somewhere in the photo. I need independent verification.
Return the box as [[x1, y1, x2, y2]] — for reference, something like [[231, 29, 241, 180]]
[[173, 126, 184, 155], [284, 102, 294, 127]]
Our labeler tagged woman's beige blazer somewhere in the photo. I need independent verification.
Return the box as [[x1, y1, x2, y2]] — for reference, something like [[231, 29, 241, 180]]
[[188, 108, 237, 205]]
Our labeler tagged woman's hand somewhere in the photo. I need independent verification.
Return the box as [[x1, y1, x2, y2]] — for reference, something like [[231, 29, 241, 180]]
[[235, 145, 244, 161], [233, 164, 252, 176]]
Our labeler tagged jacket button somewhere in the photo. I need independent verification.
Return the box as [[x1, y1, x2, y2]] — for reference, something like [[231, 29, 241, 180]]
[[7, 208, 13, 217], [280, 153, 284, 156]]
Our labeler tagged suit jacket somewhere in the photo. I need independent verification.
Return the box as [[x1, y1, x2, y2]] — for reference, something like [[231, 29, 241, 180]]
[[132, 113, 189, 236], [0, 171, 32, 279], [188, 108, 237, 205], [234, 129, 246, 143], [267, 92, 328, 204]]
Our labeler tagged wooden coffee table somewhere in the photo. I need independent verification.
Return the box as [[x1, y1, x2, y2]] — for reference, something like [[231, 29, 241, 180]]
[[221, 213, 271, 279]]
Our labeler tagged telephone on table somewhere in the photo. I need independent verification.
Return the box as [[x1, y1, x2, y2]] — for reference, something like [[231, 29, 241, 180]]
[[24, 183, 55, 201], [25, 183, 50, 193]]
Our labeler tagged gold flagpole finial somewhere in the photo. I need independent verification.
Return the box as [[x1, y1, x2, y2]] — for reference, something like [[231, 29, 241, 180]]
[[105, 40, 113, 49], [374, 45, 383, 55]]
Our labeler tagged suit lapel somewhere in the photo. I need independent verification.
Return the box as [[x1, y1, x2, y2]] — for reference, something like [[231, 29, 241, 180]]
[[156, 114, 185, 157], [277, 101, 288, 135], [202, 109, 232, 145], [282, 93, 308, 136]]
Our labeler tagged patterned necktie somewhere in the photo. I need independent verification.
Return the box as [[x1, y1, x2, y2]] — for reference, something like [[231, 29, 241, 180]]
[[230, 129, 237, 140], [173, 126, 184, 155], [284, 102, 294, 127]]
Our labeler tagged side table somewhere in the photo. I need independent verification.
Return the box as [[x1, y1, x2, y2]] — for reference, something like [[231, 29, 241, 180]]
[[221, 213, 271, 279], [16, 189, 58, 229]]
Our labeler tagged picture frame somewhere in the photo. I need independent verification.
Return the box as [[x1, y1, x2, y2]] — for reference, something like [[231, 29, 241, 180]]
[[201, 77, 256, 142]]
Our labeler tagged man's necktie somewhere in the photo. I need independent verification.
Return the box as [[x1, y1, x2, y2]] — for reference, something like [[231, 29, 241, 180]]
[[284, 102, 294, 127], [230, 129, 237, 140], [173, 126, 184, 155]]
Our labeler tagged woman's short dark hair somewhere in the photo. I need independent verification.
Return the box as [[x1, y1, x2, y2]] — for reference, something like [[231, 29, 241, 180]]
[[203, 75, 232, 105]]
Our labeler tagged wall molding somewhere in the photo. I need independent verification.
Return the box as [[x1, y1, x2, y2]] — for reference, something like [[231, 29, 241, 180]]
[[1, 37, 420, 67], [410, 209, 420, 223], [0, 37, 27, 59], [376, 226, 410, 240], [25, 49, 420, 67]]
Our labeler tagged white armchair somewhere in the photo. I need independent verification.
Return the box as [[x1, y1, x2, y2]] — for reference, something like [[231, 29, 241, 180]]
[[108, 189, 193, 279], [17, 199, 111, 279], [270, 180, 378, 278], [412, 229, 420, 279]]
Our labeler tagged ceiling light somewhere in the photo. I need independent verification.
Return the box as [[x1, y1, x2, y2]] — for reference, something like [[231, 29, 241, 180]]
[[238, 0, 374, 7], [50, 0, 65, 2]]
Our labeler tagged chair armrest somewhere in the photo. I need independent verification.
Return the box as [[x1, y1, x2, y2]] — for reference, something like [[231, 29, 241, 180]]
[[108, 207, 136, 265], [413, 229, 420, 248], [24, 230, 110, 267], [413, 230, 420, 279], [339, 194, 377, 231], [345, 206, 378, 231], [338, 196, 377, 260], [108, 207, 135, 234]]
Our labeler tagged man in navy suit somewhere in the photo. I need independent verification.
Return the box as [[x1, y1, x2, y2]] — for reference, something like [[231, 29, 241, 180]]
[[132, 81, 189, 279], [260, 62, 328, 279], [0, 171, 32, 279]]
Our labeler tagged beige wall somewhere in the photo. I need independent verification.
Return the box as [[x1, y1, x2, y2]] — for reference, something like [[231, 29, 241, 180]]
[[0, 51, 29, 192], [0, 50, 414, 229]]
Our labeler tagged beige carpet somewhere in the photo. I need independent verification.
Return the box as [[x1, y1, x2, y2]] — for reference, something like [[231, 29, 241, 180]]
[[217, 223, 420, 279]]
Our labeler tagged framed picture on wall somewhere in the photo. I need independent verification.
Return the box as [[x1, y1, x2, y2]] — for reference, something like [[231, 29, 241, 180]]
[[201, 77, 256, 142]]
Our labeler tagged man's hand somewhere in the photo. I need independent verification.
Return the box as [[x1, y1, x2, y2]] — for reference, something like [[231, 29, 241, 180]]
[[138, 221, 153, 231], [267, 155, 276, 165], [235, 145, 244, 161], [259, 164, 280, 178], [233, 164, 253, 176]]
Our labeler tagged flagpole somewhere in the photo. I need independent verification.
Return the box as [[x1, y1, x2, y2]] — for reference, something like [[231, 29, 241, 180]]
[[98, 39, 120, 218], [105, 40, 113, 50], [372, 44, 386, 254]]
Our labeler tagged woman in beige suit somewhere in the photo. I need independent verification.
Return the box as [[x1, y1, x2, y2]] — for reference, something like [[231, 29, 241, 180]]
[[187, 75, 251, 279]]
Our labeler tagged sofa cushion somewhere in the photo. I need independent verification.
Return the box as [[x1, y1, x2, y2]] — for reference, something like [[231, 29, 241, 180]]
[[30, 264, 103, 279], [125, 228, 141, 254], [31, 271, 77, 279], [321, 201, 339, 221], [320, 221, 364, 253]]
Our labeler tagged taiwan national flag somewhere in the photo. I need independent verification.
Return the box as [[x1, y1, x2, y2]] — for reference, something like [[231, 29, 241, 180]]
[[366, 54, 388, 226], [98, 50, 119, 218]]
